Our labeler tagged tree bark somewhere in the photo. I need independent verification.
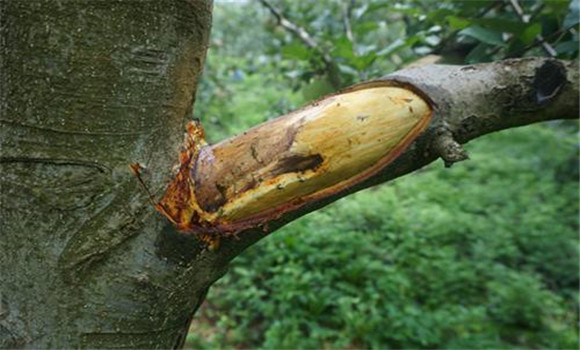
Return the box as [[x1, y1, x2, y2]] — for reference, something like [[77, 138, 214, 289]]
[[0, 1, 578, 349], [0, 1, 216, 348]]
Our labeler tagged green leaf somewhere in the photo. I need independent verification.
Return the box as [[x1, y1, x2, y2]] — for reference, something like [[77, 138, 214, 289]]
[[365, 1, 390, 16], [520, 22, 542, 45], [281, 43, 312, 60], [506, 37, 526, 56], [302, 77, 334, 101], [459, 25, 505, 46], [332, 36, 355, 59], [337, 64, 358, 77], [447, 16, 471, 31], [543, 0, 570, 15], [376, 36, 421, 57], [472, 18, 528, 34], [350, 51, 376, 70], [353, 21, 379, 36], [457, 0, 496, 9], [564, 0, 580, 28], [465, 42, 492, 63], [426, 9, 455, 23], [555, 40, 579, 54]]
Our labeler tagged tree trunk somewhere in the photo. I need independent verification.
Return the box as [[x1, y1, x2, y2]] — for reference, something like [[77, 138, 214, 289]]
[[1, 1, 578, 349], [0, 1, 217, 348]]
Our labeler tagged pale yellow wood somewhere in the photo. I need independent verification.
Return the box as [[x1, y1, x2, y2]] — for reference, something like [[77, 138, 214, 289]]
[[153, 84, 432, 236], [211, 86, 431, 221]]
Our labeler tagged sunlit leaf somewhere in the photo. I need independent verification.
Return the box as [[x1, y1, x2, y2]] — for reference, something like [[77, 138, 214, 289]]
[[448, 16, 471, 30], [281, 43, 312, 60], [353, 21, 379, 36], [520, 22, 542, 45], [353, 3, 369, 19], [376, 38, 405, 56], [333, 36, 355, 59], [425, 35, 441, 47], [376, 36, 421, 57]]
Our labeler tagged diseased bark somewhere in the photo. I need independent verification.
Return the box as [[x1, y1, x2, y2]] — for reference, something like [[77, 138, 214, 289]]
[[0, 1, 578, 349], [150, 86, 432, 245], [180, 58, 578, 262]]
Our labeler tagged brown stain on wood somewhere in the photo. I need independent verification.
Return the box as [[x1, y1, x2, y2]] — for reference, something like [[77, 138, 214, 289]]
[[193, 120, 304, 212], [270, 154, 324, 177]]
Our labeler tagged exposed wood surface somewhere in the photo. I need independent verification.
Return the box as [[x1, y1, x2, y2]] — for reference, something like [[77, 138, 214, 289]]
[[155, 85, 431, 239]]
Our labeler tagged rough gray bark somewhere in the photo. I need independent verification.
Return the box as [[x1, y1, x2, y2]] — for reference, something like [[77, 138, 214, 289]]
[[0, 1, 578, 349], [0, 1, 216, 348]]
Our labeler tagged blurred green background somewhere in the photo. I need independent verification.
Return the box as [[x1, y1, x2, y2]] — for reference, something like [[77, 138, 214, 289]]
[[186, 0, 579, 348]]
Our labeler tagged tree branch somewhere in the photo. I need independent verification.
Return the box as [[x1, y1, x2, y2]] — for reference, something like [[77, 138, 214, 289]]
[[259, 0, 341, 88], [507, 0, 557, 57], [147, 57, 578, 262], [506, 24, 578, 59], [341, 0, 355, 45]]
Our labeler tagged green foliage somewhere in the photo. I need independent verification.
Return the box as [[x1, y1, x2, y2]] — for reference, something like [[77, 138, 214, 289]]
[[187, 1, 579, 349], [237, 0, 579, 89], [187, 124, 578, 349], [196, 0, 578, 124]]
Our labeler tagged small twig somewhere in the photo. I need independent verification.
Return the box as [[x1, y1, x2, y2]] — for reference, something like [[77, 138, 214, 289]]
[[527, 3, 545, 23], [431, 128, 469, 168], [472, 0, 565, 60], [258, 0, 341, 88], [506, 24, 577, 58], [341, 0, 355, 45], [507, 0, 557, 57], [259, 0, 318, 49], [342, 0, 362, 78]]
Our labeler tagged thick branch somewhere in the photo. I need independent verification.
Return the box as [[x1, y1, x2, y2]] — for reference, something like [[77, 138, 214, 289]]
[[153, 57, 578, 262]]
